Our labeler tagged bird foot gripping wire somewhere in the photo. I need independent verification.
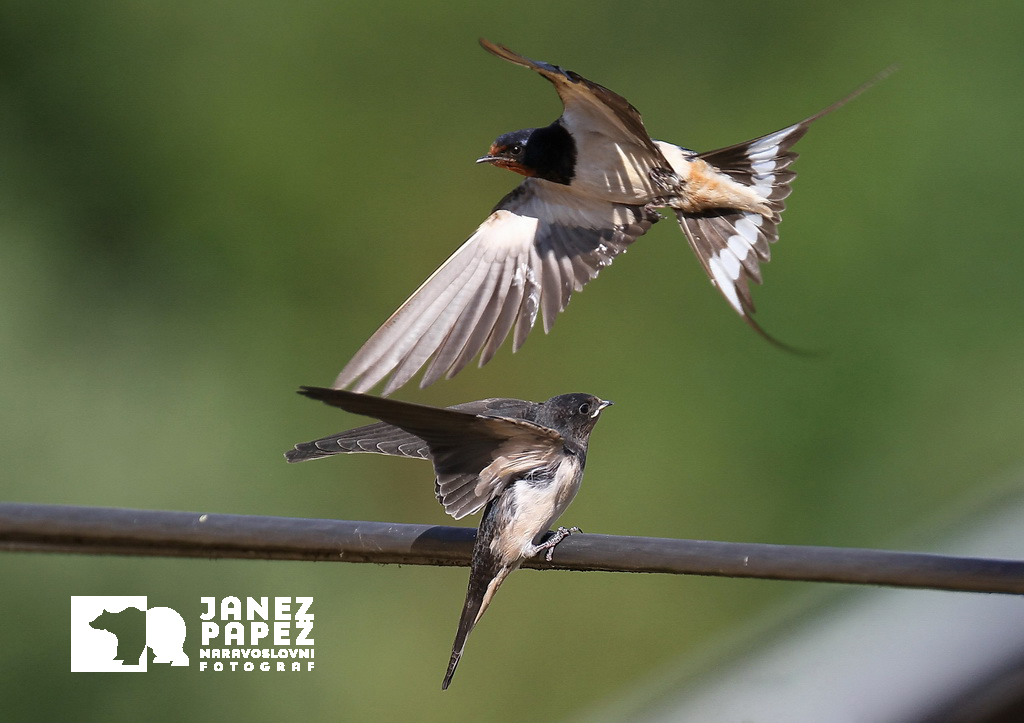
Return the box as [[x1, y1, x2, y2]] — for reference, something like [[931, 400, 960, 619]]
[[539, 526, 582, 562]]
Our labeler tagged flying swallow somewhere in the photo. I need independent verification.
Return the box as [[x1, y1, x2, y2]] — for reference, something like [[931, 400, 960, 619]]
[[285, 386, 612, 689], [333, 40, 891, 395]]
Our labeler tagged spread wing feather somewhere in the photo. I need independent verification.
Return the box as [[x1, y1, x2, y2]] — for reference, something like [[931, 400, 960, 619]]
[[334, 180, 656, 395], [288, 388, 560, 519]]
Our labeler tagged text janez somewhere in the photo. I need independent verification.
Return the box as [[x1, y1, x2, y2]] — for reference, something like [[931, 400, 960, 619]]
[[198, 597, 314, 672]]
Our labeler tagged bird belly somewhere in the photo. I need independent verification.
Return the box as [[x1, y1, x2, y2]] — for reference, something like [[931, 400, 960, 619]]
[[654, 140, 771, 215], [488, 454, 583, 564]]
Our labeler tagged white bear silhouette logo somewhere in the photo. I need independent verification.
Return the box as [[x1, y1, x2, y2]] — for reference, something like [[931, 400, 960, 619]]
[[71, 597, 189, 672]]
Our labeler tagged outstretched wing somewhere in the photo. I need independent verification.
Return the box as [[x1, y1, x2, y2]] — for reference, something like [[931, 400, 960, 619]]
[[285, 420, 430, 463], [293, 388, 562, 519], [479, 38, 663, 158], [284, 397, 534, 463], [334, 179, 657, 395]]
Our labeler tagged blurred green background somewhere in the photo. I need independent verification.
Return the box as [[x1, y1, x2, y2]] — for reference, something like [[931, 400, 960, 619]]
[[2, 1, 1023, 720]]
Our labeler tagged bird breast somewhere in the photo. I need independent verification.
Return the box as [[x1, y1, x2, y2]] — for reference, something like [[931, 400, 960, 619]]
[[487, 453, 584, 564]]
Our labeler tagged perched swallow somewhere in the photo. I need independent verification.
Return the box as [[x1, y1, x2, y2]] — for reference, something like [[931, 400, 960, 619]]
[[333, 40, 891, 395], [285, 386, 612, 689]]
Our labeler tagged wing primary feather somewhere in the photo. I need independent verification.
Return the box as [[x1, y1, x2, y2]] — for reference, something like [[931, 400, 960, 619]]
[[284, 421, 429, 463], [540, 247, 564, 333], [335, 237, 482, 391], [378, 254, 493, 395], [479, 261, 526, 366], [512, 249, 544, 350], [446, 255, 517, 378], [419, 256, 504, 388]]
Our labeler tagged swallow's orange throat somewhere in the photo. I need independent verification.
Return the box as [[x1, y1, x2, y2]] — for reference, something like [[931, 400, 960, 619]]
[[484, 150, 534, 178]]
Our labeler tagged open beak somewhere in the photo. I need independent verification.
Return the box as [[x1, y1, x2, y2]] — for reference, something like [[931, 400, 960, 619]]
[[594, 399, 613, 417]]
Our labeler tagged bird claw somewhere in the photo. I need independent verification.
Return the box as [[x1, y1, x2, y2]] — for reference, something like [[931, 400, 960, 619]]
[[538, 526, 582, 562]]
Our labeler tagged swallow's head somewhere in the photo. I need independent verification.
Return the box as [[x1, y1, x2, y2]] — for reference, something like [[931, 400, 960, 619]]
[[476, 123, 576, 185], [476, 129, 536, 177], [539, 393, 613, 444]]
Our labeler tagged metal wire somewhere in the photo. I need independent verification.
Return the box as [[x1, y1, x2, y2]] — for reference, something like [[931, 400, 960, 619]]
[[2, 503, 1023, 594]]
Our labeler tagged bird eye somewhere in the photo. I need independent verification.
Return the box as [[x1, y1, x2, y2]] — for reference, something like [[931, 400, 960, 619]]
[[578, 402, 591, 415], [509, 144, 522, 156]]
